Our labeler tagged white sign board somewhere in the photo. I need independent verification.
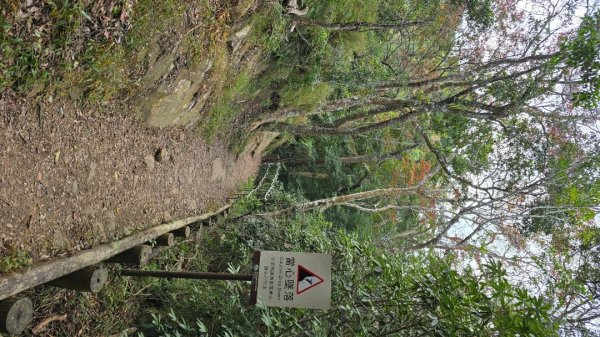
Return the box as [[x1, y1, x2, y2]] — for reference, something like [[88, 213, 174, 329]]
[[250, 251, 332, 309]]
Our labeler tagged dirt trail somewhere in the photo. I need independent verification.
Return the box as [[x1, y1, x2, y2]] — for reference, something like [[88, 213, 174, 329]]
[[0, 94, 260, 263]]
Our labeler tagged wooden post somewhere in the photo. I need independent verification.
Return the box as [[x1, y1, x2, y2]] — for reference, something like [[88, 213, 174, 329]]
[[0, 297, 33, 335], [154, 233, 174, 247], [190, 220, 210, 228], [0, 204, 231, 302], [48, 266, 108, 293], [172, 226, 191, 238], [121, 269, 253, 281], [105, 245, 152, 265], [147, 247, 164, 261]]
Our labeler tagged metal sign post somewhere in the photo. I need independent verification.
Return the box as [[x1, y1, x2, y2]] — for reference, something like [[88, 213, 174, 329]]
[[121, 251, 332, 310], [120, 269, 253, 281]]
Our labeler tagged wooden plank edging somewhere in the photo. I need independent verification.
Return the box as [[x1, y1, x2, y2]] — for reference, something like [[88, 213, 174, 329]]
[[0, 205, 230, 301]]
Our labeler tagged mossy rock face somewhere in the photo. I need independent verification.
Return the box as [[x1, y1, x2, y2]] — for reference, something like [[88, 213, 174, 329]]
[[240, 131, 280, 158], [141, 53, 177, 86], [136, 60, 213, 127]]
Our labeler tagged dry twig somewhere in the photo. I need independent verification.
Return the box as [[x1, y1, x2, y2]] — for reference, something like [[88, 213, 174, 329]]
[[31, 314, 68, 334]]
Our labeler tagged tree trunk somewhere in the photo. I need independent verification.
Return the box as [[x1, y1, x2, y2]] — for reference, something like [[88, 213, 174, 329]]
[[258, 164, 438, 217], [295, 172, 330, 179], [372, 53, 556, 91], [293, 16, 431, 32], [263, 144, 418, 166], [273, 108, 424, 136], [251, 96, 401, 129], [258, 187, 421, 217]]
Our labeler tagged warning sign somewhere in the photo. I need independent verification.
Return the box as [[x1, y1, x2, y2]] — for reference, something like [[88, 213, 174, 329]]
[[297, 265, 324, 294], [250, 251, 332, 309]]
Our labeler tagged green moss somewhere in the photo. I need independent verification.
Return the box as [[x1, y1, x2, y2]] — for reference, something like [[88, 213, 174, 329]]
[[304, 0, 380, 22], [126, 0, 187, 50], [281, 82, 332, 110], [248, 4, 287, 55], [203, 71, 252, 141]]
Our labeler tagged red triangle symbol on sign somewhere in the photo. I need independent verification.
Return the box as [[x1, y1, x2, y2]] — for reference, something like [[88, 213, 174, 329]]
[[297, 265, 325, 294]]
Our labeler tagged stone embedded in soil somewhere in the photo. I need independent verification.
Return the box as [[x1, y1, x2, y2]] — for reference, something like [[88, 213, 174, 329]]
[[228, 24, 253, 54], [86, 162, 98, 183], [51, 230, 69, 249], [154, 148, 170, 163], [92, 222, 108, 242], [70, 181, 79, 194], [103, 210, 117, 235], [136, 61, 213, 127], [211, 158, 226, 182], [141, 53, 176, 86], [241, 131, 280, 158], [186, 199, 197, 211], [144, 155, 156, 171], [67, 87, 84, 100]]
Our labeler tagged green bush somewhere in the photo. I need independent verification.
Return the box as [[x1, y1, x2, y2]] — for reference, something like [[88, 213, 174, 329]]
[[139, 198, 558, 336]]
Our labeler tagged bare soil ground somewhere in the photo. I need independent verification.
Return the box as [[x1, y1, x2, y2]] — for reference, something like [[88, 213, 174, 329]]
[[0, 91, 261, 265], [0, 1, 273, 335]]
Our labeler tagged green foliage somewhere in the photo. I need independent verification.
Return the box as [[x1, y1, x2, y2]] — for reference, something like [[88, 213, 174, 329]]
[[221, 200, 335, 257], [452, 0, 494, 30], [0, 0, 86, 92], [0, 0, 183, 101], [249, 0, 440, 121], [274, 135, 365, 199], [0, 0, 213, 99], [74, 41, 129, 102], [323, 205, 376, 238], [429, 112, 493, 175], [560, 10, 600, 108], [520, 134, 600, 236], [280, 82, 332, 110], [0, 249, 31, 273], [147, 309, 208, 336], [304, 0, 380, 23], [203, 71, 252, 140], [248, 4, 288, 55], [141, 201, 558, 336], [126, 0, 187, 50], [28, 268, 148, 336]]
